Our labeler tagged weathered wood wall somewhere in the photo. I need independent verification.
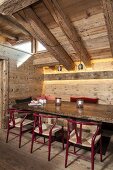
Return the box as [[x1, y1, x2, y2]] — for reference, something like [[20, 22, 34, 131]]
[[0, 44, 43, 107], [0, 44, 43, 129], [9, 57, 43, 104], [0, 60, 9, 128], [0, 45, 43, 127], [0, 61, 2, 127], [43, 58, 113, 105]]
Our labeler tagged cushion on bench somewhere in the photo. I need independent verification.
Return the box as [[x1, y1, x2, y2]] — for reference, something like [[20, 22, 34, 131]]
[[70, 97, 98, 104], [15, 97, 32, 104]]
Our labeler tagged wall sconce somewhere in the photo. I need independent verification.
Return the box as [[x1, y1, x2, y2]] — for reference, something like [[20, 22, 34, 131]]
[[78, 63, 83, 70], [57, 65, 62, 71]]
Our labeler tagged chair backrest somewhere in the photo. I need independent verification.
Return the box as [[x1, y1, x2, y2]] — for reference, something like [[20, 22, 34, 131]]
[[70, 97, 99, 104], [67, 119, 101, 145], [33, 113, 58, 134], [8, 109, 28, 127]]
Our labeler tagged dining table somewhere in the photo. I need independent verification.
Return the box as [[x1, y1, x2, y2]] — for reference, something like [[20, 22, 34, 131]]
[[13, 100, 113, 124]]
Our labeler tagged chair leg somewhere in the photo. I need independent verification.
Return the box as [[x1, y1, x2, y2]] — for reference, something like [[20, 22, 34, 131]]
[[6, 127, 10, 143], [91, 146, 95, 170], [62, 127, 64, 150], [100, 137, 102, 162], [65, 141, 69, 168], [44, 137, 46, 143], [19, 126, 22, 148], [48, 135, 52, 161], [31, 131, 35, 153], [74, 145, 76, 153]]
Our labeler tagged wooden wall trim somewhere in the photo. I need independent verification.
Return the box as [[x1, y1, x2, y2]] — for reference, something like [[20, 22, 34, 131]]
[[44, 71, 113, 80]]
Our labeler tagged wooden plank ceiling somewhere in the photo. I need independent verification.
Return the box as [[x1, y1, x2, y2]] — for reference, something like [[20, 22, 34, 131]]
[[0, 0, 112, 70]]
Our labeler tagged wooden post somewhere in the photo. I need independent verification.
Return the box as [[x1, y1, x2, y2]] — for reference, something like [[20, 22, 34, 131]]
[[0, 59, 9, 129], [31, 38, 37, 53], [0, 61, 3, 129]]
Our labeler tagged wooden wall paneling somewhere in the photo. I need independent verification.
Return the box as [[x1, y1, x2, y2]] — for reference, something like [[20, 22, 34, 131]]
[[102, 0, 113, 56], [50, 27, 77, 58], [17, 7, 75, 70], [89, 48, 112, 59], [34, 0, 101, 28], [0, 61, 3, 128], [0, 0, 39, 15], [43, 59, 113, 105], [13, 9, 74, 70], [43, 0, 91, 67], [60, 0, 102, 22], [39, 11, 111, 61], [84, 35, 110, 50], [44, 79, 113, 104], [9, 57, 44, 103]]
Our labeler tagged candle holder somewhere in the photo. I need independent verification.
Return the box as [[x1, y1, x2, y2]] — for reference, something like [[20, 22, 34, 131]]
[[55, 97, 61, 106], [76, 99, 84, 108]]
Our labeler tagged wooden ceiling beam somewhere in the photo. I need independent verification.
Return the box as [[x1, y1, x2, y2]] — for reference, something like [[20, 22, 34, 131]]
[[43, 0, 91, 67], [33, 52, 59, 67], [102, 0, 113, 55], [0, 14, 30, 36], [0, 29, 17, 40], [13, 8, 75, 70], [0, 0, 39, 15], [23, 7, 75, 70]]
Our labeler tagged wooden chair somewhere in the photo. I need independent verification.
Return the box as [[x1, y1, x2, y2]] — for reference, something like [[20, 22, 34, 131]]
[[31, 113, 64, 161], [65, 119, 102, 170], [6, 108, 33, 148]]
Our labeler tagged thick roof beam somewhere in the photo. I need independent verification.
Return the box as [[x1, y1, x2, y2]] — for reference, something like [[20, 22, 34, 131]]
[[44, 0, 91, 67], [0, 14, 30, 36], [13, 8, 75, 70]]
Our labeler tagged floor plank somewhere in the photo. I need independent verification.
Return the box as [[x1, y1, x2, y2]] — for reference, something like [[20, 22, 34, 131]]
[[0, 129, 113, 170]]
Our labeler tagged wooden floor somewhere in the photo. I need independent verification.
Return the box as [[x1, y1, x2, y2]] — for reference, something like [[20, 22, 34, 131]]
[[0, 129, 113, 170]]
